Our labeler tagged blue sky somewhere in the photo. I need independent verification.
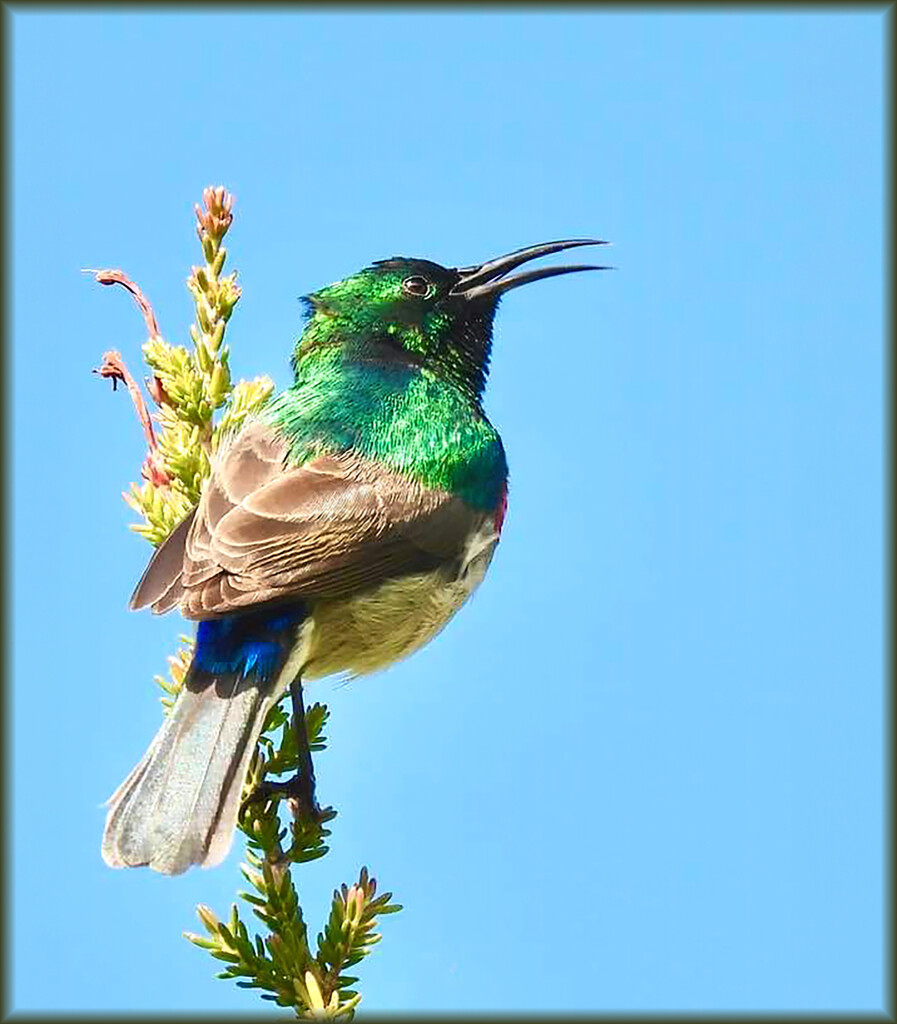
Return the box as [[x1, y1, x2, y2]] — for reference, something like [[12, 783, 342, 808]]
[[9, 7, 885, 1015]]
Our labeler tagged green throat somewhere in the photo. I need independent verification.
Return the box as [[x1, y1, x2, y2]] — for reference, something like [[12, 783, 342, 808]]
[[263, 346, 508, 511]]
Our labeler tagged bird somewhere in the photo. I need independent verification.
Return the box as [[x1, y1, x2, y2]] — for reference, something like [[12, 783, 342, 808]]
[[101, 238, 608, 875]]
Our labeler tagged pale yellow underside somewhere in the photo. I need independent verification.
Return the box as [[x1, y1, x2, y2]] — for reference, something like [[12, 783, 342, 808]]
[[277, 519, 498, 685]]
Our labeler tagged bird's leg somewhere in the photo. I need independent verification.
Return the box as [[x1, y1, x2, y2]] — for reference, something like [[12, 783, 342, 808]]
[[243, 672, 325, 823], [287, 672, 321, 819]]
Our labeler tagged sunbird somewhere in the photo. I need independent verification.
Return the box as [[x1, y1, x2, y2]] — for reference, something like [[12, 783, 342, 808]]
[[102, 239, 608, 874]]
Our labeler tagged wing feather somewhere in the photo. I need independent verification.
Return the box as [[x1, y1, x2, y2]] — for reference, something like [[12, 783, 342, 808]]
[[132, 420, 480, 618]]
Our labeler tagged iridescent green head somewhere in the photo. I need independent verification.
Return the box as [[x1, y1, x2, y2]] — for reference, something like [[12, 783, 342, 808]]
[[295, 239, 610, 401]]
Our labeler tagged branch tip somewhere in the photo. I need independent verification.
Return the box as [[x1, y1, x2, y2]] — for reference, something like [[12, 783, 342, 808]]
[[87, 268, 161, 338], [93, 350, 158, 452]]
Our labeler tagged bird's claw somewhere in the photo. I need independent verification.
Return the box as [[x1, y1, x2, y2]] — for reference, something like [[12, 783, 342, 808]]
[[242, 775, 332, 825]]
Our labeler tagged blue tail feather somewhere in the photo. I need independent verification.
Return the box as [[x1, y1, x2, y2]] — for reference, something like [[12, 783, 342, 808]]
[[194, 607, 306, 682]]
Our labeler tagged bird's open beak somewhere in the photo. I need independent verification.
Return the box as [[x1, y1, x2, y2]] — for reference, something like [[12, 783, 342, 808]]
[[450, 238, 611, 300]]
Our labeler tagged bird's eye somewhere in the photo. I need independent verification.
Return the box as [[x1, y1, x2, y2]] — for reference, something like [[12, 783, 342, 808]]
[[402, 275, 433, 298]]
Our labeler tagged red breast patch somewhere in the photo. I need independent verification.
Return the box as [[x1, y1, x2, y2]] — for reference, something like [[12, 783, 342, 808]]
[[493, 482, 509, 535]]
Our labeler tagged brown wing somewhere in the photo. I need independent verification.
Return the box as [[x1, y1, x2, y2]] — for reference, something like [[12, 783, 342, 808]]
[[131, 421, 479, 619]]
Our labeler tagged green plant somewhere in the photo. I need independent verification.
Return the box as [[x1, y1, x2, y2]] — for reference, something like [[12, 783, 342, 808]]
[[92, 186, 400, 1018]]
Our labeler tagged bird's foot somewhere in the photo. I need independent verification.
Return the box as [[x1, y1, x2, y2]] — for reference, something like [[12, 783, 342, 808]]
[[243, 774, 333, 825]]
